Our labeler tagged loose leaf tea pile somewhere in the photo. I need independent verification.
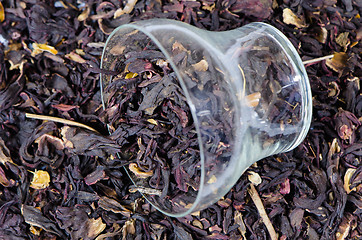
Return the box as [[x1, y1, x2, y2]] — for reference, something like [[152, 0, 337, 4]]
[[102, 37, 202, 204], [0, 0, 361, 240]]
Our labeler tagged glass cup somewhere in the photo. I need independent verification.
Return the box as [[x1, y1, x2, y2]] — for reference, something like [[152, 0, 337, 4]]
[[100, 19, 312, 217]]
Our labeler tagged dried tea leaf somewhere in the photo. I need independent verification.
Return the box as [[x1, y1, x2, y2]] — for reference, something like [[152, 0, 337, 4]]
[[173, 222, 193, 240], [31, 43, 58, 57], [0, 2, 4, 22], [336, 213, 356, 240], [248, 171, 262, 186], [78, 6, 90, 21], [114, 0, 138, 18], [343, 168, 357, 194], [98, 196, 132, 217], [234, 211, 247, 239], [0, 138, 14, 165], [52, 103, 79, 112], [129, 163, 153, 178], [110, 45, 126, 55], [326, 52, 348, 73], [30, 170, 50, 190], [65, 52, 87, 64], [289, 208, 304, 230], [129, 186, 162, 196], [84, 166, 108, 185], [192, 220, 203, 229], [21, 205, 64, 237], [60, 126, 121, 158], [0, 165, 15, 187], [315, 26, 328, 44], [122, 219, 136, 240], [336, 32, 350, 49], [95, 223, 122, 240], [282, 8, 307, 28], [192, 59, 208, 72], [87, 217, 106, 239], [229, 0, 273, 19]]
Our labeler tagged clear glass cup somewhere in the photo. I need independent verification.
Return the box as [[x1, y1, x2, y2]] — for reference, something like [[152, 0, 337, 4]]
[[100, 19, 312, 217]]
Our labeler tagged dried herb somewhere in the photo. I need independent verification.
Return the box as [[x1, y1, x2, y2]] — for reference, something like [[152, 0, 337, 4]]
[[0, 0, 360, 239]]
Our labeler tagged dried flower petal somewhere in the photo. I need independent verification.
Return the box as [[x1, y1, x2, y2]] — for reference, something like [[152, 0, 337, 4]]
[[87, 217, 106, 239], [77, 6, 90, 21], [0, 139, 14, 165], [129, 163, 153, 178], [335, 32, 350, 49], [192, 59, 208, 72], [282, 8, 307, 28], [343, 168, 357, 194], [0, 2, 4, 22], [30, 170, 50, 189], [248, 171, 262, 186], [246, 92, 261, 107], [114, 0, 138, 18], [65, 52, 87, 64], [31, 43, 58, 57], [326, 52, 348, 73]]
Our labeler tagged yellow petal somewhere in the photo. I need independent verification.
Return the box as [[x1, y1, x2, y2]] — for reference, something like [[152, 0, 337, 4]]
[[245, 92, 261, 108], [192, 59, 208, 72], [77, 6, 90, 21], [147, 119, 158, 125], [125, 72, 138, 79], [31, 43, 58, 57], [30, 170, 50, 190], [129, 163, 153, 178], [0, 2, 4, 22], [30, 225, 42, 235]]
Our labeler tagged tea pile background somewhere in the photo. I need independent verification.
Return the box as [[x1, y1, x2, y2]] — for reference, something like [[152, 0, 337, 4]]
[[0, 0, 361, 239]]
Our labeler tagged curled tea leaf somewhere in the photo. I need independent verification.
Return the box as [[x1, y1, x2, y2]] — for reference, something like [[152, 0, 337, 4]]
[[122, 219, 136, 240], [336, 213, 357, 240], [0, 138, 14, 165], [30, 170, 50, 190], [343, 168, 357, 194], [129, 163, 153, 178], [77, 6, 90, 21], [114, 0, 138, 18], [234, 211, 247, 239]]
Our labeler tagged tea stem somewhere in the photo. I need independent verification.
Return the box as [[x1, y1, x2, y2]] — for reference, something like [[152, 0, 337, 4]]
[[248, 184, 278, 240], [25, 113, 99, 133], [302, 54, 334, 65]]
